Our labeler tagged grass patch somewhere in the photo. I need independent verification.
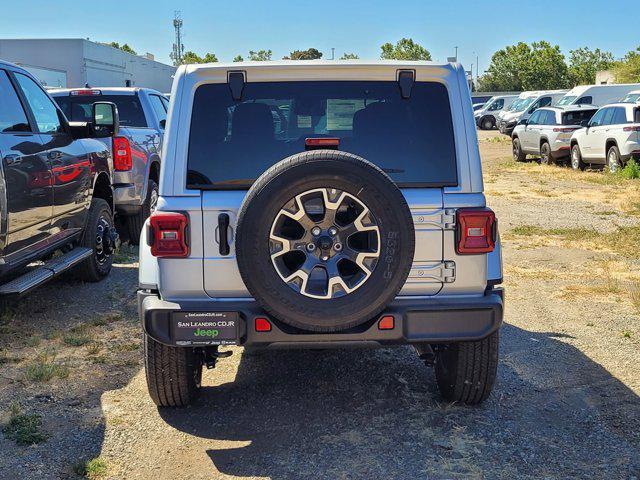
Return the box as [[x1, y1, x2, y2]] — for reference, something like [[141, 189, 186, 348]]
[[621, 330, 632, 339], [25, 335, 42, 348], [510, 225, 599, 241], [63, 324, 93, 347], [619, 158, 640, 180], [110, 342, 140, 353], [2, 405, 47, 446], [25, 353, 69, 382], [73, 457, 109, 480], [91, 311, 123, 326], [85, 341, 102, 355], [631, 282, 640, 312]]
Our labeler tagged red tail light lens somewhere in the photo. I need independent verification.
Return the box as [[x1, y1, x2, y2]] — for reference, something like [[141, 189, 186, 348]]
[[305, 137, 340, 150], [112, 136, 132, 171], [623, 126, 640, 132], [456, 208, 496, 254], [255, 317, 272, 332], [70, 89, 101, 96], [148, 212, 189, 257], [553, 127, 578, 133]]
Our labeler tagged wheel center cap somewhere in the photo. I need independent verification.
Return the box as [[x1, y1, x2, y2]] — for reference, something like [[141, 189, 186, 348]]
[[318, 235, 333, 250]]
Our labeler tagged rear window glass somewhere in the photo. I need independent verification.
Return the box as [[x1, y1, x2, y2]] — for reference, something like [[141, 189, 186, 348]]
[[54, 94, 147, 127], [187, 81, 457, 189], [562, 109, 597, 126]]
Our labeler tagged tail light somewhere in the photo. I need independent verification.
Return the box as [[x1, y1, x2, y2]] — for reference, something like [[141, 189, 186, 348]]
[[456, 208, 496, 255], [112, 136, 132, 171], [623, 126, 640, 132], [305, 137, 340, 150], [553, 127, 578, 132], [70, 89, 101, 96], [148, 212, 189, 257]]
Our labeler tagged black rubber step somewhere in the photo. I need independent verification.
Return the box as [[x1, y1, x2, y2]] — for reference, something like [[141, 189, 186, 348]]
[[0, 247, 92, 296]]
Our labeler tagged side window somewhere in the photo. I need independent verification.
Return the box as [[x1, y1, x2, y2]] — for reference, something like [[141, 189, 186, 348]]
[[528, 111, 541, 125], [541, 111, 555, 125], [0, 70, 31, 132], [489, 99, 504, 111], [601, 108, 615, 126], [576, 96, 592, 105], [611, 107, 628, 125], [589, 109, 606, 127], [148, 94, 167, 126], [539, 97, 552, 108], [160, 96, 170, 111], [635, 108, 640, 124], [14, 73, 62, 134]]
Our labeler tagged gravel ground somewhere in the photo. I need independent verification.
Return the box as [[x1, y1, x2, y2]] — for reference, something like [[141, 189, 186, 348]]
[[0, 130, 638, 479]]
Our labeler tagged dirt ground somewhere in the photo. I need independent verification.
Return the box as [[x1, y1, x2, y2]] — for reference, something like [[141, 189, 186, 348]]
[[1, 129, 639, 479]]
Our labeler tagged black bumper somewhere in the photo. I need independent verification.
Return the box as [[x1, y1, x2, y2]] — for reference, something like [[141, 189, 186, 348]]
[[139, 289, 504, 349]]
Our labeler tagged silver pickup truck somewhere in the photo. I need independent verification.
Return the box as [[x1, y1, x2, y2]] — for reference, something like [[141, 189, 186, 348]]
[[51, 87, 168, 244]]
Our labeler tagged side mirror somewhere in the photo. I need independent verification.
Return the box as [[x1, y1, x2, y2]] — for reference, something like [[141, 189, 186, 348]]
[[518, 119, 528, 126], [92, 102, 119, 138]]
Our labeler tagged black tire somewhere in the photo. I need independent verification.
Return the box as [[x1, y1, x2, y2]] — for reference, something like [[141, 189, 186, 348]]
[[144, 334, 202, 407], [539, 142, 552, 165], [512, 137, 526, 162], [571, 144, 586, 171], [480, 116, 495, 130], [434, 330, 499, 405], [607, 145, 621, 173], [235, 150, 415, 332], [76, 198, 115, 282], [126, 179, 158, 246]]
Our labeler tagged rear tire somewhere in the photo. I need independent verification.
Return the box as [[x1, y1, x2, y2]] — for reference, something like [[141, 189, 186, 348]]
[[607, 145, 621, 173], [144, 334, 202, 407], [434, 331, 499, 405], [76, 198, 115, 282], [571, 144, 586, 171], [512, 138, 526, 162], [540, 142, 552, 165], [126, 180, 158, 246], [480, 116, 495, 130]]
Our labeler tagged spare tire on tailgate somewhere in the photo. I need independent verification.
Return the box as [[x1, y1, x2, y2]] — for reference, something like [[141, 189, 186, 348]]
[[235, 150, 415, 332]]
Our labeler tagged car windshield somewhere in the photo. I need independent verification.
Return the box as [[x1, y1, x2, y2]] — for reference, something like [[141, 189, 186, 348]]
[[562, 109, 597, 126], [622, 93, 640, 103], [556, 95, 577, 106], [187, 81, 458, 189], [54, 94, 148, 127], [512, 98, 535, 112]]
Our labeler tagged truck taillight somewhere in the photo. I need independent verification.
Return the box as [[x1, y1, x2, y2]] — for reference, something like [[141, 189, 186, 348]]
[[456, 208, 496, 255], [148, 212, 189, 258], [112, 136, 132, 171]]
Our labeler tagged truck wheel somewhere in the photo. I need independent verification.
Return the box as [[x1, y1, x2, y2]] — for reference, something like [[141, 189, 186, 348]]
[[126, 179, 158, 246], [144, 333, 202, 407], [235, 150, 415, 332], [607, 145, 621, 173], [481, 116, 494, 130], [571, 144, 586, 171], [434, 330, 499, 405], [512, 138, 526, 162], [539, 142, 552, 165], [77, 198, 116, 282]]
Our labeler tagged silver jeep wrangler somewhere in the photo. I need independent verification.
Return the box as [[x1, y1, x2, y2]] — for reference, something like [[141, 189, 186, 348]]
[[138, 61, 504, 407]]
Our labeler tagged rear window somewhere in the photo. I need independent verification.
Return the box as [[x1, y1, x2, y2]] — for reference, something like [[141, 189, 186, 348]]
[[187, 81, 457, 189], [562, 109, 597, 126], [54, 94, 147, 127]]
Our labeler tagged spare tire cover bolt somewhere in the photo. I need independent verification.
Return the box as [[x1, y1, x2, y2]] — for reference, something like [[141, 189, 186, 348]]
[[306, 243, 316, 252], [311, 226, 321, 236], [329, 227, 338, 236], [334, 242, 342, 251]]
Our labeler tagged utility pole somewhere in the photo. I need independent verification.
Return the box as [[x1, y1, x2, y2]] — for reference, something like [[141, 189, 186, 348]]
[[474, 51, 479, 84], [454, 46, 458, 62], [330, 48, 335, 60], [170, 11, 184, 66]]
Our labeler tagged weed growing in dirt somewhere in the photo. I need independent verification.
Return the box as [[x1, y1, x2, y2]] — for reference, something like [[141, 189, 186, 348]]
[[63, 325, 92, 347], [25, 336, 42, 348], [510, 225, 600, 241], [2, 405, 47, 446], [91, 311, 123, 326], [619, 159, 640, 180], [25, 353, 69, 382], [85, 341, 102, 355], [110, 342, 140, 353], [621, 330, 632, 339], [73, 457, 108, 479]]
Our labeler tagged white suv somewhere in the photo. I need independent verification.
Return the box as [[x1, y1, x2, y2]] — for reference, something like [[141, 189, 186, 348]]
[[570, 103, 640, 171], [498, 90, 568, 135], [511, 105, 598, 164], [474, 95, 517, 130], [138, 61, 504, 407]]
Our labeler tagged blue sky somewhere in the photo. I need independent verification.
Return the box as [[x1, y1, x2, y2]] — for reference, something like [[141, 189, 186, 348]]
[[2, 0, 638, 71]]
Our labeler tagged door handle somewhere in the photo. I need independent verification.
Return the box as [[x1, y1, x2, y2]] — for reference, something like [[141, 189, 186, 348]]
[[3, 154, 20, 166], [218, 213, 230, 256]]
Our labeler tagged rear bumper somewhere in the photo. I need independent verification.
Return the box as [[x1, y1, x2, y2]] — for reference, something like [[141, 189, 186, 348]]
[[138, 289, 504, 349], [113, 184, 142, 215]]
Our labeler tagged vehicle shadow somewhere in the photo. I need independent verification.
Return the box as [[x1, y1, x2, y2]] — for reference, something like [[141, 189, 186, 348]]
[[159, 324, 640, 479]]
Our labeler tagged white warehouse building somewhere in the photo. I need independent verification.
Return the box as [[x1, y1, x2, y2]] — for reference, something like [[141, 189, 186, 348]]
[[0, 38, 176, 92]]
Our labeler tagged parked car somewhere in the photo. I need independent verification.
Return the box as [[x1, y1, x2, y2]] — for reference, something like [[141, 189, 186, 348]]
[[473, 102, 486, 111], [475, 95, 518, 130], [621, 90, 640, 104], [511, 105, 598, 164], [557, 84, 640, 107], [51, 87, 168, 244], [0, 60, 118, 295], [137, 60, 504, 407], [498, 90, 568, 135], [570, 103, 640, 171]]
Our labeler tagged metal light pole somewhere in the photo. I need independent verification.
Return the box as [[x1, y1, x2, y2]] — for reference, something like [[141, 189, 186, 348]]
[[454, 46, 458, 62]]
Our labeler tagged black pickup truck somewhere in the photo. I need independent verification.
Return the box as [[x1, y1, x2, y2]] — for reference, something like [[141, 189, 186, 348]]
[[0, 60, 119, 296]]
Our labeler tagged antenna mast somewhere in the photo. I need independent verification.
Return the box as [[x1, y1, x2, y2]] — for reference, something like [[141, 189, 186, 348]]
[[171, 11, 184, 66]]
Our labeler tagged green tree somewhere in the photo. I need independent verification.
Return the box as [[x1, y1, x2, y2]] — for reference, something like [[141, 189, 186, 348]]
[[612, 46, 640, 83], [340, 53, 359, 60], [181, 51, 218, 64], [283, 48, 323, 60], [109, 42, 137, 55], [568, 47, 614, 86], [380, 38, 431, 61], [248, 49, 272, 61], [233, 55, 244, 62], [478, 41, 568, 91], [202, 53, 218, 63]]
